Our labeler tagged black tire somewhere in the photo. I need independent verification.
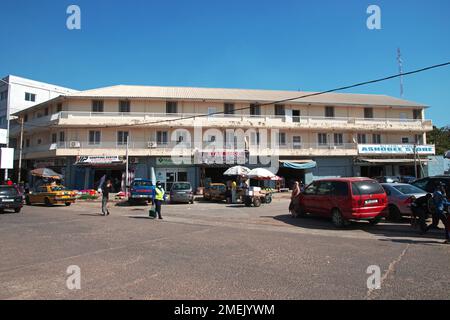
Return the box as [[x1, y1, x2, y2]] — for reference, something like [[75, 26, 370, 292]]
[[388, 205, 401, 222], [65, 202, 71, 207], [253, 197, 261, 207], [25, 196, 31, 205], [265, 194, 272, 204], [331, 208, 346, 228], [244, 197, 252, 207], [44, 198, 52, 207], [14, 207, 21, 213], [369, 217, 382, 225]]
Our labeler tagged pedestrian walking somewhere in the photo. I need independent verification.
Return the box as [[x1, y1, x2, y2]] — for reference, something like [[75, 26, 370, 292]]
[[152, 181, 166, 219], [432, 184, 450, 244], [101, 179, 112, 216], [231, 180, 237, 204], [410, 193, 432, 234], [289, 181, 301, 214]]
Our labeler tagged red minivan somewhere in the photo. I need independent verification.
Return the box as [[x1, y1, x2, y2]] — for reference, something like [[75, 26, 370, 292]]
[[292, 177, 388, 228]]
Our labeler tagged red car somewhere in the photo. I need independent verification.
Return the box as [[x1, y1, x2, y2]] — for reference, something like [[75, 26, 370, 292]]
[[292, 177, 388, 228]]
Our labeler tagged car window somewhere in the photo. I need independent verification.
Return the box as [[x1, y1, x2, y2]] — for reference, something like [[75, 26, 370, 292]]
[[332, 181, 349, 196], [393, 185, 426, 195], [352, 180, 385, 195], [382, 185, 391, 196], [51, 186, 67, 191], [303, 182, 319, 195], [317, 181, 333, 196], [412, 178, 429, 191], [172, 183, 191, 190], [0, 187, 18, 196]]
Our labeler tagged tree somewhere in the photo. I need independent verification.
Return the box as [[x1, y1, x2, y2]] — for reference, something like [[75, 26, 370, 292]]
[[427, 126, 450, 155]]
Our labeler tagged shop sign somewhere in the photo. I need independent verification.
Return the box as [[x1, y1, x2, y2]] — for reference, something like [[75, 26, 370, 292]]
[[199, 151, 247, 165], [156, 157, 190, 166], [358, 144, 435, 155], [34, 160, 56, 168], [76, 156, 125, 165]]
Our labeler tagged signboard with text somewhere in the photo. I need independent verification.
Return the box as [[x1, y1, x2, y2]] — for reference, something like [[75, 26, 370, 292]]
[[358, 144, 435, 155]]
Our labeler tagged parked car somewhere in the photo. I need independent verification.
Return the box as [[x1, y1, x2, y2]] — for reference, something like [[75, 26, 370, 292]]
[[411, 176, 450, 200], [25, 184, 77, 206], [381, 183, 427, 221], [129, 179, 154, 204], [203, 183, 226, 201], [374, 176, 401, 183], [399, 176, 416, 184], [170, 182, 194, 204], [0, 185, 23, 213], [292, 178, 388, 228]]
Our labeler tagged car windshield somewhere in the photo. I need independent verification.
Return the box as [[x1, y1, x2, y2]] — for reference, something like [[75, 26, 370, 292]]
[[172, 183, 191, 190], [51, 186, 67, 191], [133, 181, 152, 187], [393, 185, 426, 195], [352, 181, 385, 195], [0, 187, 18, 196]]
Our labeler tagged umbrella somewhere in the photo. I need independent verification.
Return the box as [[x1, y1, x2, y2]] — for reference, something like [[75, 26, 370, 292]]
[[31, 168, 63, 180], [445, 150, 450, 159], [246, 168, 276, 180], [223, 165, 251, 176]]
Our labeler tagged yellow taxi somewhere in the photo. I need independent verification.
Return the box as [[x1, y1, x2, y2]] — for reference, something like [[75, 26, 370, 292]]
[[25, 184, 77, 206]]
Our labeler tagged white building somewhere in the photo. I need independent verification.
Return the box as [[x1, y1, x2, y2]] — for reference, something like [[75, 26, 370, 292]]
[[0, 75, 77, 130]]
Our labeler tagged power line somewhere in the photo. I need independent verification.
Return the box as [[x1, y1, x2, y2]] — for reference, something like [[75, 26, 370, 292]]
[[99, 60, 450, 129]]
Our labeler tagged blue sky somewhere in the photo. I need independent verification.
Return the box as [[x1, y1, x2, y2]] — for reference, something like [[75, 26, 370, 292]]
[[1, 0, 449, 126]]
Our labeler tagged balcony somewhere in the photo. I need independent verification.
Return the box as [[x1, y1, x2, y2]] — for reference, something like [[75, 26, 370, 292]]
[[16, 140, 360, 159], [11, 111, 433, 133]]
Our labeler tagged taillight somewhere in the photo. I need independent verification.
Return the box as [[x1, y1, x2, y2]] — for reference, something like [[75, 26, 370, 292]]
[[404, 196, 414, 205]]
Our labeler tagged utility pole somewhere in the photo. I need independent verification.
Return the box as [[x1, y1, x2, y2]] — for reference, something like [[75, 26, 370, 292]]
[[125, 134, 129, 197], [413, 144, 418, 179], [397, 48, 404, 97], [17, 117, 24, 183]]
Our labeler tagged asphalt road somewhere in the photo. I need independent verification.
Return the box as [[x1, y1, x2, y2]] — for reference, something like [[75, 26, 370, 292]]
[[0, 197, 449, 300]]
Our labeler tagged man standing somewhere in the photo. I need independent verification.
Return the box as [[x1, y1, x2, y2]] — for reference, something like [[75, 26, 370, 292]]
[[101, 179, 112, 216], [152, 181, 166, 220], [432, 184, 450, 244], [411, 193, 432, 234]]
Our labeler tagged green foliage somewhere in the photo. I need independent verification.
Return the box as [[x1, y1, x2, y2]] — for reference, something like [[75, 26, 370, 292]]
[[427, 126, 450, 155]]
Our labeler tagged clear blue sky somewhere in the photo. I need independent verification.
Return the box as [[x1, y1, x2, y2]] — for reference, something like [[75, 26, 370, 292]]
[[1, 0, 449, 126]]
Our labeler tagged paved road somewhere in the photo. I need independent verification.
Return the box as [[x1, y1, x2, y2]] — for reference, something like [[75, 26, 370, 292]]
[[0, 197, 449, 300]]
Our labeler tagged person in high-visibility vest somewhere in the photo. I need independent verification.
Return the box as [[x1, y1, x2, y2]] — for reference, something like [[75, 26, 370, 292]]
[[152, 181, 166, 219]]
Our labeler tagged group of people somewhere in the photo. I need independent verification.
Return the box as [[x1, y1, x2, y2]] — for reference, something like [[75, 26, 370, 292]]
[[411, 183, 450, 244], [99, 179, 166, 219]]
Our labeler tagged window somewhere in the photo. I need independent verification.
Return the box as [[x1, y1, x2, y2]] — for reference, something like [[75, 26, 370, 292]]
[[156, 131, 168, 145], [92, 100, 104, 113], [57, 103, 63, 112], [292, 110, 300, 122], [332, 182, 349, 197], [44, 107, 49, 116], [89, 131, 101, 145], [318, 133, 327, 145], [304, 182, 319, 195], [37, 138, 42, 145], [0, 90, 7, 101], [401, 137, 409, 144], [293, 136, 302, 149], [24, 114, 28, 122], [59, 131, 65, 142], [117, 131, 129, 145], [413, 109, 422, 120], [275, 104, 285, 116], [364, 108, 373, 119], [25, 92, 36, 102], [357, 133, 367, 144], [250, 104, 261, 116], [415, 134, 423, 144], [51, 133, 57, 144], [372, 134, 381, 144], [250, 132, 260, 145], [166, 101, 177, 114], [119, 100, 130, 113], [325, 106, 335, 118], [224, 103, 235, 115], [25, 139, 30, 148], [317, 181, 333, 196], [334, 133, 343, 146], [351, 180, 385, 195], [278, 132, 286, 145]]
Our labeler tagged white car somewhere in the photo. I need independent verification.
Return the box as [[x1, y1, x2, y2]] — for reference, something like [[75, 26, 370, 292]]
[[381, 183, 427, 221]]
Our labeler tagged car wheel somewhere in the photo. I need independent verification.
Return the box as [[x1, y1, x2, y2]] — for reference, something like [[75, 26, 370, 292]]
[[65, 202, 71, 206], [25, 196, 31, 205], [265, 194, 272, 204], [44, 198, 52, 207], [369, 217, 382, 225], [388, 205, 401, 222], [14, 207, 21, 213], [331, 209, 346, 228], [253, 197, 261, 207]]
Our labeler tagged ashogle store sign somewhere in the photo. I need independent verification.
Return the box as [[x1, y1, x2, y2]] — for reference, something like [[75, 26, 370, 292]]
[[358, 144, 435, 155], [76, 156, 125, 165]]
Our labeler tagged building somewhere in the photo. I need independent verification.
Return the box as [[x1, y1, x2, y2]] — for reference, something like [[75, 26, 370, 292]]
[[0, 75, 77, 129], [9, 85, 435, 191]]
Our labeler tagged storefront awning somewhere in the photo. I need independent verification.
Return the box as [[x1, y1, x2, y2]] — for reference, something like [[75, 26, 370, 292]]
[[279, 160, 317, 169], [358, 158, 429, 164]]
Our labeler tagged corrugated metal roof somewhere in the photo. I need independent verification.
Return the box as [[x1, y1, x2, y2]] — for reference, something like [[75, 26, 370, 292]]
[[66, 85, 427, 107]]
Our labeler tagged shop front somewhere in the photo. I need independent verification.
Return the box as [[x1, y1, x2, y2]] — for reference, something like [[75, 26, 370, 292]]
[[153, 156, 196, 191]]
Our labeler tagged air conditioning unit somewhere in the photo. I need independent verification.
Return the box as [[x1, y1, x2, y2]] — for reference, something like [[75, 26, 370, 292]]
[[148, 141, 157, 148], [69, 141, 81, 148]]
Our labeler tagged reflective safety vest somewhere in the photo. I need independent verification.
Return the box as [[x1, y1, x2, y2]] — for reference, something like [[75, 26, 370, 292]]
[[155, 187, 165, 201]]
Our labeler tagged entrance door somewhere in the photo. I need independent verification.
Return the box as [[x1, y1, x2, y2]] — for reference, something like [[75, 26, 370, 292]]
[[166, 171, 176, 191]]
